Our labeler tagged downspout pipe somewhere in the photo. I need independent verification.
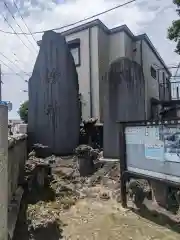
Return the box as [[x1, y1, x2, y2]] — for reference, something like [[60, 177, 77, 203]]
[[140, 39, 146, 119], [89, 28, 93, 118]]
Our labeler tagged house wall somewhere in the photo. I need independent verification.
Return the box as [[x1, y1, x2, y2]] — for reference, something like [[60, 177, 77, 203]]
[[65, 27, 100, 121], [64, 26, 170, 122], [141, 40, 169, 119], [98, 28, 109, 122], [64, 29, 91, 121], [90, 26, 100, 120], [124, 38, 170, 119], [109, 31, 125, 63], [124, 32, 133, 60]]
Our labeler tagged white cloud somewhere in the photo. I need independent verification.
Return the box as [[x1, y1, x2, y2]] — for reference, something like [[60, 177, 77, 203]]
[[0, 0, 179, 118]]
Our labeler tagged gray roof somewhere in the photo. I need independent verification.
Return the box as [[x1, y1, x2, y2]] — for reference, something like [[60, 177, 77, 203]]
[[37, 19, 171, 76]]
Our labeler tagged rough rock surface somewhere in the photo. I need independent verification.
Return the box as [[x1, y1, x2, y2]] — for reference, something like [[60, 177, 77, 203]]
[[28, 30, 80, 155], [13, 152, 122, 240], [13, 151, 180, 240]]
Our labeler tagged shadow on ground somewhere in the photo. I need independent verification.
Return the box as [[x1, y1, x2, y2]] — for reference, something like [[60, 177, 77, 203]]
[[131, 204, 180, 235], [26, 186, 56, 204], [12, 196, 29, 240], [29, 222, 63, 240], [13, 186, 64, 240]]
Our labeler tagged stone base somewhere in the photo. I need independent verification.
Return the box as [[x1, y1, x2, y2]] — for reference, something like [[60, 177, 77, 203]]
[[99, 157, 119, 162], [151, 181, 168, 208]]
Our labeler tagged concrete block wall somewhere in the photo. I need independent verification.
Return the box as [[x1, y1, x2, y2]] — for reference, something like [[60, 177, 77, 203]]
[[8, 134, 27, 204]]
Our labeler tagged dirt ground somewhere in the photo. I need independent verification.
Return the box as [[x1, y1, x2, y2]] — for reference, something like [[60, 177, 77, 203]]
[[60, 198, 179, 240], [14, 195, 180, 240], [13, 156, 180, 240]]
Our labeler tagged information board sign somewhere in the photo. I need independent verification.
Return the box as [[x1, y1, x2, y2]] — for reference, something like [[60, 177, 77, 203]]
[[125, 123, 180, 183]]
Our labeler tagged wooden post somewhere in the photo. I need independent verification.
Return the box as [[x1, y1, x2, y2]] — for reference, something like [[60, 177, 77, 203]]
[[119, 123, 127, 208], [0, 104, 8, 240]]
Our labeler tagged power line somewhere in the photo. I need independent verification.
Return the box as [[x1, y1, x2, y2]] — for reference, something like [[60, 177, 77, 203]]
[[12, 0, 37, 45], [0, 51, 27, 74], [0, 0, 137, 35], [0, 59, 25, 80], [3, 1, 37, 53], [2, 72, 31, 75], [1, 12, 36, 55]]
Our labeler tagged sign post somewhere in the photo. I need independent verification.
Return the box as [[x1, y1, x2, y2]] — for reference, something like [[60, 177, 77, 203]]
[[118, 120, 180, 210]]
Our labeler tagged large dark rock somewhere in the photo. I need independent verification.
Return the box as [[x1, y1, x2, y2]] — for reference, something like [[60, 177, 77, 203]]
[[28, 30, 80, 155], [75, 145, 95, 177], [103, 57, 146, 158]]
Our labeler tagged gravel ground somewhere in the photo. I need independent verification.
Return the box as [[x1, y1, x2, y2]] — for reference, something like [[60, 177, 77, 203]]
[[12, 156, 180, 240]]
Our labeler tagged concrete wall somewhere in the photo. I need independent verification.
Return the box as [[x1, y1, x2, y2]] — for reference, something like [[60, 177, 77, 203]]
[[8, 134, 27, 204], [0, 105, 8, 240]]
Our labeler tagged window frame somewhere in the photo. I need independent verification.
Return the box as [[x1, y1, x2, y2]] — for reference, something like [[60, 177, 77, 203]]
[[150, 66, 157, 79], [68, 38, 81, 67]]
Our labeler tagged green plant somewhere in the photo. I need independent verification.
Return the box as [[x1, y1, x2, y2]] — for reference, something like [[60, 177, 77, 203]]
[[18, 100, 28, 123], [168, 0, 180, 54]]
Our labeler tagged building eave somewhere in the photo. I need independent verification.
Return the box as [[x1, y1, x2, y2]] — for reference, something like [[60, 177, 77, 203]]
[[36, 19, 171, 76], [136, 34, 171, 76]]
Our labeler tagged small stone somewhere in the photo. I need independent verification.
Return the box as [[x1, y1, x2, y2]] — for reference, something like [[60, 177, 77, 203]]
[[116, 195, 121, 203], [75, 183, 82, 189], [99, 191, 110, 200]]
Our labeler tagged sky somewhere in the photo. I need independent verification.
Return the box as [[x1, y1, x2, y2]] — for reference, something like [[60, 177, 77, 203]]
[[0, 0, 179, 119]]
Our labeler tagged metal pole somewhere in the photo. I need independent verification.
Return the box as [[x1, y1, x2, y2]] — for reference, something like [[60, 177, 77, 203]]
[[0, 104, 8, 240]]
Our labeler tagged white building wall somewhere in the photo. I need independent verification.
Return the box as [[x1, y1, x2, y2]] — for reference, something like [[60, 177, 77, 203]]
[[98, 28, 109, 122], [124, 32, 133, 60], [65, 29, 91, 121], [64, 26, 170, 122], [122, 36, 170, 119], [141, 40, 169, 119], [90, 26, 100, 120], [109, 31, 125, 63]]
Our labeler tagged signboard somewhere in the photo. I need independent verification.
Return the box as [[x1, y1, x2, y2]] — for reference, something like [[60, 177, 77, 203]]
[[144, 143, 164, 160], [125, 123, 180, 183], [0, 101, 12, 111]]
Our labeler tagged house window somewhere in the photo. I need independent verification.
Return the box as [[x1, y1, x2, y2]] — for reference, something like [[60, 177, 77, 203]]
[[150, 66, 156, 79], [68, 39, 80, 67]]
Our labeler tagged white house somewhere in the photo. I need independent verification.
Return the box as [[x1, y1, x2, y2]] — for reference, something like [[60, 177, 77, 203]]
[[37, 19, 171, 122]]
